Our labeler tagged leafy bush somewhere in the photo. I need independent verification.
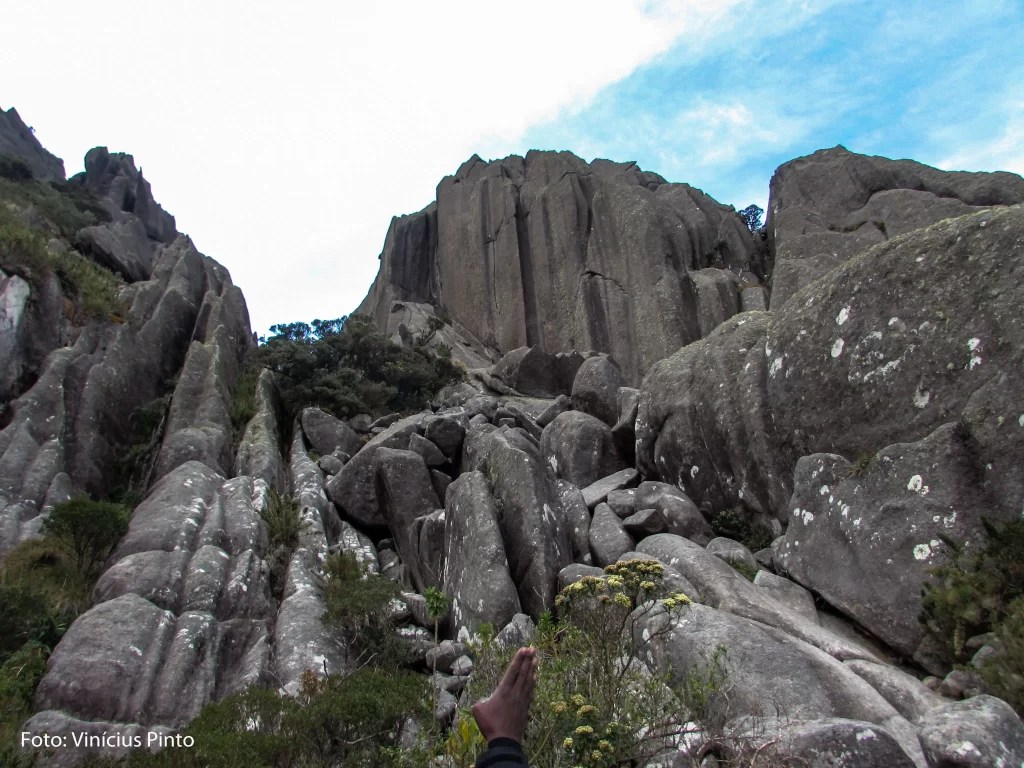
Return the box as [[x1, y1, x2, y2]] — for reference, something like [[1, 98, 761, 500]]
[[0, 538, 92, 622], [229, 361, 260, 443], [738, 204, 763, 232], [710, 507, 774, 553], [920, 518, 1024, 659], [254, 313, 463, 422], [322, 551, 408, 669], [41, 497, 131, 578], [0, 154, 33, 182], [920, 517, 1024, 715], [79, 669, 428, 768], [461, 560, 700, 768], [258, 490, 308, 602], [110, 395, 171, 507], [0, 585, 64, 662], [0, 641, 49, 753], [0, 215, 50, 281]]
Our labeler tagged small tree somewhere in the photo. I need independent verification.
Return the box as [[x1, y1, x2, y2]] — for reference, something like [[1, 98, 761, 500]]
[[738, 204, 764, 232], [41, 497, 130, 577]]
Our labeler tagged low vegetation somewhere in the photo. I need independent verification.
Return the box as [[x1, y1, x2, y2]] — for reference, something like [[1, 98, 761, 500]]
[[259, 489, 309, 603], [253, 312, 463, 422], [109, 395, 172, 508], [920, 517, 1024, 715], [710, 507, 774, 554], [0, 177, 127, 324], [1, 498, 130, 760]]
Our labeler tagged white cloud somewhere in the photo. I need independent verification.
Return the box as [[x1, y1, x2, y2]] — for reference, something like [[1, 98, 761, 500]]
[[937, 99, 1024, 176], [1, 0, 745, 333]]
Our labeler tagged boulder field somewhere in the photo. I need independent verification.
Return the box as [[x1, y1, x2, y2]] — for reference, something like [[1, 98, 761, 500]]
[[2, 112, 1024, 766]]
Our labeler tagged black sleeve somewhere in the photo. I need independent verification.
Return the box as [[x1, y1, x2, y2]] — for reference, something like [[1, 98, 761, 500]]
[[476, 737, 528, 768]]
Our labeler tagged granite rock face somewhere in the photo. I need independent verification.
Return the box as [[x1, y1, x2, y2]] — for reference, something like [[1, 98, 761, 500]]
[[0, 106, 65, 180], [766, 145, 1024, 308], [358, 151, 761, 384]]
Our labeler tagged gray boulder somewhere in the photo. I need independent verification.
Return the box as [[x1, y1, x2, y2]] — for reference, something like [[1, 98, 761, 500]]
[[580, 468, 639, 509], [706, 537, 758, 574], [541, 410, 628, 488], [76, 217, 154, 282], [775, 422, 1015, 664], [300, 407, 363, 459], [766, 146, 1024, 308], [917, 695, 1024, 768], [318, 454, 344, 476], [637, 534, 875, 661], [442, 471, 521, 641], [571, 354, 626, 426], [557, 563, 606, 591], [469, 428, 573, 616], [636, 602, 916, 749], [425, 640, 469, 674], [325, 414, 424, 529], [843, 659, 946, 724], [557, 479, 593, 566], [374, 448, 441, 592], [611, 386, 639, 465], [755, 718, 918, 768], [589, 503, 634, 567], [495, 613, 537, 651], [634, 482, 712, 543], [409, 432, 446, 467], [424, 413, 468, 459], [606, 488, 637, 518], [536, 395, 572, 428], [622, 508, 667, 538], [754, 570, 818, 624]]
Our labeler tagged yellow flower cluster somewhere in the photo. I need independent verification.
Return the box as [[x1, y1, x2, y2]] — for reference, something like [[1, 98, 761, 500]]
[[662, 591, 693, 610], [571, 694, 586, 707], [563, 737, 574, 748], [613, 593, 632, 608], [598, 740, 613, 752], [574, 725, 594, 736], [551, 700, 568, 714], [577, 704, 596, 717]]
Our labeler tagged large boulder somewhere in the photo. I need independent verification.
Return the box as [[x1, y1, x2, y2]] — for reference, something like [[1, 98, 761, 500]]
[[442, 471, 521, 641], [374, 448, 442, 592], [540, 411, 628, 489], [639, 205, 1024, 523], [325, 414, 425, 529], [466, 427, 573, 616], [588, 503, 633, 567], [80, 147, 177, 243], [357, 151, 759, 384], [234, 369, 287, 492], [766, 146, 1024, 308], [776, 422, 1017, 666], [300, 407, 363, 459], [917, 696, 1024, 768], [76, 217, 155, 282], [571, 355, 625, 426], [633, 482, 712, 542], [490, 346, 585, 398]]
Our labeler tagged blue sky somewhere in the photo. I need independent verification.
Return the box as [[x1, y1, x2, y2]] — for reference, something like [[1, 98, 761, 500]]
[[3, 1, 1022, 335], [510, 0, 1024, 214]]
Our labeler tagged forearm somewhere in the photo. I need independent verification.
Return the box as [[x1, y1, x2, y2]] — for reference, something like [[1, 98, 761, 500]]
[[476, 737, 528, 768]]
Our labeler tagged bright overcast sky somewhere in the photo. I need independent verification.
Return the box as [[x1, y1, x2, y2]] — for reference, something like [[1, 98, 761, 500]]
[[3, 0, 1022, 336]]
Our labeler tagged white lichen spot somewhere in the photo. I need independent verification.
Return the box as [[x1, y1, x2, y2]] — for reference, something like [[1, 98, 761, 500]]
[[951, 741, 982, 758], [888, 317, 900, 326], [801, 509, 814, 525], [968, 338, 982, 351], [548, 456, 558, 473], [770, 357, 783, 377], [913, 539, 942, 560], [819, 485, 829, 496], [969, 355, 983, 370], [855, 729, 876, 742], [831, 338, 845, 358], [913, 388, 931, 409], [907, 475, 930, 495], [836, 306, 851, 325], [1019, 414, 1024, 427], [129, 645, 143, 656]]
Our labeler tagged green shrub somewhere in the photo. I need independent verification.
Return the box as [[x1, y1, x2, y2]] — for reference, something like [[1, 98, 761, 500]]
[[0, 641, 49, 751], [980, 596, 1024, 715], [463, 560, 699, 768], [710, 507, 774, 553], [78, 670, 428, 768], [110, 395, 171, 507], [52, 248, 127, 322], [229, 361, 260, 443], [0, 538, 92, 622], [0, 215, 50, 282], [254, 313, 463, 422], [41, 497, 130, 578], [258, 490, 308, 602], [0, 154, 33, 182], [920, 518, 1024, 686], [0, 585, 64, 662], [322, 551, 407, 669]]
